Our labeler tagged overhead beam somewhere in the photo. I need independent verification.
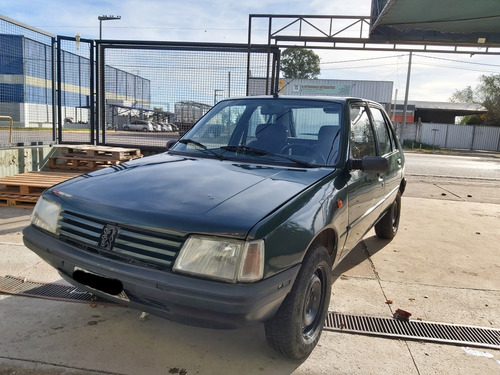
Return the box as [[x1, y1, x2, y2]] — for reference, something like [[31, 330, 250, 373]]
[[249, 14, 500, 55]]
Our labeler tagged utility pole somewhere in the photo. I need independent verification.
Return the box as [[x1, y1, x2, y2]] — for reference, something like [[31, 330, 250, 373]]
[[401, 52, 412, 141]]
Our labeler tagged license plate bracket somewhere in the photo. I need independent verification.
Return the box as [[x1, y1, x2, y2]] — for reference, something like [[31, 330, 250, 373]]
[[73, 267, 129, 301]]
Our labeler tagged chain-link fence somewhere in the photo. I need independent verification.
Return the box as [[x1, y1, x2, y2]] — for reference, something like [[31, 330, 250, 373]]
[[2, 14, 279, 150], [1, 15, 56, 147], [97, 42, 278, 149], [57, 36, 94, 145]]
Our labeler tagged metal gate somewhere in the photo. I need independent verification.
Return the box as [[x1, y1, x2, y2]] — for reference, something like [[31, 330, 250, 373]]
[[94, 41, 280, 150], [56, 36, 95, 145]]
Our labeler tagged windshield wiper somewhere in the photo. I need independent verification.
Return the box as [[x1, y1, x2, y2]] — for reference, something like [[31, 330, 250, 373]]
[[221, 145, 313, 168], [221, 145, 269, 155], [178, 139, 225, 160]]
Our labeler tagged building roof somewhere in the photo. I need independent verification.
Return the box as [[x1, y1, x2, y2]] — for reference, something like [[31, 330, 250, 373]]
[[396, 100, 488, 116], [396, 100, 487, 116]]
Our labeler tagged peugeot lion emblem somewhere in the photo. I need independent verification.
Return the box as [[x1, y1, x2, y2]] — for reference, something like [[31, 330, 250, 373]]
[[99, 224, 119, 250]]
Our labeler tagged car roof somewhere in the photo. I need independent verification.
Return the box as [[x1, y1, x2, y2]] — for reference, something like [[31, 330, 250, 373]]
[[219, 95, 380, 106]]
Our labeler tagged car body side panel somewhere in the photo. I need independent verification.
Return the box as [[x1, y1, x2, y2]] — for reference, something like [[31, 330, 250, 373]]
[[249, 169, 350, 277], [383, 149, 404, 195], [343, 169, 386, 255]]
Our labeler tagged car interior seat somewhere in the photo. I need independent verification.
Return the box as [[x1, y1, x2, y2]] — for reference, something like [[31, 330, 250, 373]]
[[248, 123, 287, 153], [315, 125, 340, 164]]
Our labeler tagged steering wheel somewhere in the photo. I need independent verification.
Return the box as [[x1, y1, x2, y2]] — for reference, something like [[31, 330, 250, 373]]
[[280, 144, 326, 165], [281, 144, 315, 155]]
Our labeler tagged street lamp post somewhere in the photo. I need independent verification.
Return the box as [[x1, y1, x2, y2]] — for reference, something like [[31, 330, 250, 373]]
[[98, 15, 121, 39]]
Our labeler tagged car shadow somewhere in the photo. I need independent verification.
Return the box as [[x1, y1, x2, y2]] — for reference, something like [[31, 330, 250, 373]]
[[331, 234, 392, 281]]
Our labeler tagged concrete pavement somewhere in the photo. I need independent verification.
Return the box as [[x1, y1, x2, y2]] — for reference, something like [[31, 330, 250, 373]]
[[0, 175, 499, 374]]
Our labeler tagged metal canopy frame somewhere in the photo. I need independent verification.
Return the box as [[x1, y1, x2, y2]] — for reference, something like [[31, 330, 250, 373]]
[[248, 14, 500, 55], [370, 0, 500, 45], [247, 13, 500, 134]]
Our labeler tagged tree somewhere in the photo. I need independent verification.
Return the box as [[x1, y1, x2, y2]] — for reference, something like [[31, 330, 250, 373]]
[[449, 74, 500, 126], [280, 48, 321, 79], [476, 74, 500, 126], [450, 86, 475, 103], [450, 86, 483, 124]]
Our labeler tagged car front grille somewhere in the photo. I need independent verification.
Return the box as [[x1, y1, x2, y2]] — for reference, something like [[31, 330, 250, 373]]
[[58, 210, 185, 270]]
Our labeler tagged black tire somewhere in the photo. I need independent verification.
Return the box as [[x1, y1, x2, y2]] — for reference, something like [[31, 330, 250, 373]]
[[265, 245, 332, 360], [375, 191, 401, 239]]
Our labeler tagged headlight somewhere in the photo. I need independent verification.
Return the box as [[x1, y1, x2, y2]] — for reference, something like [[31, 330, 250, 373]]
[[173, 236, 264, 283], [31, 197, 61, 234]]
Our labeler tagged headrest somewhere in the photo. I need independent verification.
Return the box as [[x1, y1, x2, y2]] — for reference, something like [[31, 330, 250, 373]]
[[255, 123, 286, 141], [318, 125, 338, 140]]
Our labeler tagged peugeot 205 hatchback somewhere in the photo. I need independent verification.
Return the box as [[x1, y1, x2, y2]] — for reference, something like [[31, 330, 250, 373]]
[[24, 96, 406, 359]]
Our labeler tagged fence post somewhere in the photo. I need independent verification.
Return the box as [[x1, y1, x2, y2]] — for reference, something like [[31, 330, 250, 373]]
[[470, 125, 477, 151], [0, 116, 14, 145], [444, 124, 450, 148]]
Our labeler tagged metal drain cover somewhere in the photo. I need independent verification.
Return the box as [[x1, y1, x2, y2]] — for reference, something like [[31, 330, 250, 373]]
[[0, 275, 114, 304], [2, 275, 499, 350], [324, 312, 500, 350]]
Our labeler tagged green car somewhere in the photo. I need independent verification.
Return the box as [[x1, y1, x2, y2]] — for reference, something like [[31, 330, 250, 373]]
[[24, 96, 406, 359]]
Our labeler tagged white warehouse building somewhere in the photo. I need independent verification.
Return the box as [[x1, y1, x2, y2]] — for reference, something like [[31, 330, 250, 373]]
[[277, 78, 393, 108]]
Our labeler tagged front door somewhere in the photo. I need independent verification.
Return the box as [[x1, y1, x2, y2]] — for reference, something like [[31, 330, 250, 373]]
[[344, 103, 385, 253]]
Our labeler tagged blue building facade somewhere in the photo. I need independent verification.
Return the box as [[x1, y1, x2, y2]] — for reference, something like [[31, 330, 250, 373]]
[[0, 33, 150, 127]]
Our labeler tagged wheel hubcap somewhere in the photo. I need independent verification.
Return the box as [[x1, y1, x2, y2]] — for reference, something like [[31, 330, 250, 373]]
[[303, 274, 322, 327]]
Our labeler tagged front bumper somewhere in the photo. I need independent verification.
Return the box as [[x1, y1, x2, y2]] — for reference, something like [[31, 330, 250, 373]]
[[23, 225, 299, 329]]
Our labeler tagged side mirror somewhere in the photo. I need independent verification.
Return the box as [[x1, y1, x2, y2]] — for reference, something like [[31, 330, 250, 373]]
[[349, 156, 389, 174], [166, 139, 178, 150]]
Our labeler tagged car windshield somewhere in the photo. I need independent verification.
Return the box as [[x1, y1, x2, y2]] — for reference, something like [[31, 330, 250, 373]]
[[170, 98, 343, 167]]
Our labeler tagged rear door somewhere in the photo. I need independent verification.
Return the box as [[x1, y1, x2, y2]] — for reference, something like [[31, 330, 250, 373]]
[[368, 104, 404, 199]]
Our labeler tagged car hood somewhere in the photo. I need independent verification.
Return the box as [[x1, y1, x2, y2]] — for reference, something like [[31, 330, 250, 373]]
[[50, 153, 333, 237]]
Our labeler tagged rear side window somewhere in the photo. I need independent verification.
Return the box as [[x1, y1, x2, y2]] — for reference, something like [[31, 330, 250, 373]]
[[349, 105, 376, 158], [370, 107, 393, 156]]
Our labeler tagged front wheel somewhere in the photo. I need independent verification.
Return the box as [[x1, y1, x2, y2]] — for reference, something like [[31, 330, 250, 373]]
[[265, 245, 332, 360], [375, 191, 401, 239]]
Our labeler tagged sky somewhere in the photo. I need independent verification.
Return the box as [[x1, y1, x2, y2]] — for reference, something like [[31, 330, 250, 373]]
[[2, 0, 499, 102]]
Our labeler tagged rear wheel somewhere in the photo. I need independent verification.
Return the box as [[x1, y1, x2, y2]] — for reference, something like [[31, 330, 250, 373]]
[[375, 191, 401, 239], [265, 245, 332, 360]]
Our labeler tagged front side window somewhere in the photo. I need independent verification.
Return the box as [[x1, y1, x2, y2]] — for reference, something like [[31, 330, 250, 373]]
[[349, 105, 376, 158], [370, 107, 393, 156]]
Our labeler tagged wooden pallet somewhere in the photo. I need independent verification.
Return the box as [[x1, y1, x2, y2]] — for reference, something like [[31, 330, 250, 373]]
[[49, 145, 142, 171], [0, 171, 81, 208], [55, 145, 142, 161], [0, 193, 39, 208], [48, 156, 125, 171]]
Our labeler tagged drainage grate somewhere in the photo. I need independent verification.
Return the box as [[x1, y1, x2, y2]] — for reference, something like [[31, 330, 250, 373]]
[[324, 312, 500, 350], [2, 275, 499, 350], [0, 275, 114, 304]]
